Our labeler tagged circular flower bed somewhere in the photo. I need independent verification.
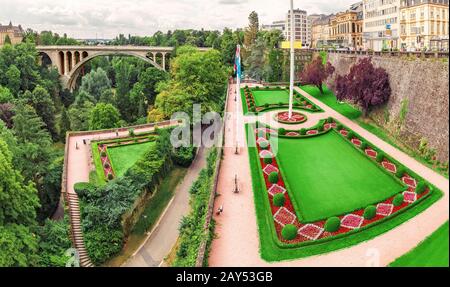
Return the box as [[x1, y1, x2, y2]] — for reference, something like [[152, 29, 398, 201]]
[[274, 111, 307, 124]]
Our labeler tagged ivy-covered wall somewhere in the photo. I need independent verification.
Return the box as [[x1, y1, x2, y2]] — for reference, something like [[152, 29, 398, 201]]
[[323, 53, 449, 163]]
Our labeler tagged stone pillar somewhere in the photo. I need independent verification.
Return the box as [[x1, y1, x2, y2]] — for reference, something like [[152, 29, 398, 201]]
[[152, 52, 156, 62], [162, 53, 166, 70], [64, 51, 70, 75], [72, 52, 76, 68]]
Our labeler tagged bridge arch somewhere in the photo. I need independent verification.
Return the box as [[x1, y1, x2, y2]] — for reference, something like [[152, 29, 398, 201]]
[[66, 51, 166, 91]]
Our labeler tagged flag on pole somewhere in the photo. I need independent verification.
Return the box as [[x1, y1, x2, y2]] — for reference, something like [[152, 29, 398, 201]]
[[234, 45, 241, 79]]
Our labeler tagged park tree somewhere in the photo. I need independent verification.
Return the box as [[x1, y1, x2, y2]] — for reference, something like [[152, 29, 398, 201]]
[[80, 67, 112, 101], [0, 138, 40, 226], [220, 28, 238, 65], [59, 106, 70, 141], [3, 35, 12, 45], [68, 101, 94, 131], [245, 37, 268, 82], [334, 57, 391, 115], [89, 103, 121, 130], [5, 65, 21, 96], [0, 86, 13, 104], [73, 90, 95, 106], [12, 102, 53, 182], [243, 11, 259, 58], [22, 86, 58, 140], [299, 56, 335, 94], [138, 67, 168, 105], [0, 103, 14, 128], [99, 88, 115, 105]]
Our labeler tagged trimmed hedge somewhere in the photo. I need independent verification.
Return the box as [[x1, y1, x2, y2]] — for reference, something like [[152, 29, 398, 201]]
[[324, 217, 341, 232], [360, 142, 368, 150], [281, 224, 298, 240], [172, 146, 196, 167], [263, 157, 273, 164], [299, 128, 307, 135], [268, 172, 279, 184], [278, 128, 286, 135], [346, 131, 354, 140], [273, 193, 286, 207], [395, 166, 406, 178], [393, 194, 404, 207], [376, 152, 385, 163], [363, 205, 377, 220], [416, 181, 427, 195]]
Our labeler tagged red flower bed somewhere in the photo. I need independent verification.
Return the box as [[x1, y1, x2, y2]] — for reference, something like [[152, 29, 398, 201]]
[[252, 122, 432, 245]]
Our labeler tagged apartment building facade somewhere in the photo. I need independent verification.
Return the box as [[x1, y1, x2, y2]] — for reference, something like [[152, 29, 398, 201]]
[[363, 0, 401, 51], [400, 0, 449, 51], [286, 9, 310, 47]]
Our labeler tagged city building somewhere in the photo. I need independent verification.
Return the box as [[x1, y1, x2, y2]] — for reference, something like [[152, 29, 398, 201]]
[[310, 15, 334, 48], [286, 9, 310, 47], [329, 2, 364, 49], [363, 0, 401, 51], [399, 0, 449, 51], [261, 20, 286, 34], [0, 21, 24, 46]]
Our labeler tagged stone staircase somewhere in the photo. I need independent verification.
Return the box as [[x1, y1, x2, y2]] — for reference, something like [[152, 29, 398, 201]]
[[66, 192, 94, 267]]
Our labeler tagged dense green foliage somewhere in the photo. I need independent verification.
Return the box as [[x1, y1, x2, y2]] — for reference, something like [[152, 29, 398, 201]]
[[171, 146, 196, 167], [363, 205, 377, 220], [393, 194, 404, 207], [89, 103, 121, 130], [281, 224, 298, 240], [173, 149, 218, 267], [268, 172, 279, 184], [273, 193, 286, 207], [324, 217, 341, 232]]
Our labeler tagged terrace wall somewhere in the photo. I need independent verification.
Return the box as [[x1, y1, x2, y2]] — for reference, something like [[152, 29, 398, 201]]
[[322, 53, 449, 163]]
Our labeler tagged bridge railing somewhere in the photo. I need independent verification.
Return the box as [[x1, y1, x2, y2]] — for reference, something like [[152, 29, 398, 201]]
[[309, 48, 449, 59]]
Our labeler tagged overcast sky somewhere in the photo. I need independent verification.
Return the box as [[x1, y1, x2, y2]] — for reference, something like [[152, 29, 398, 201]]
[[0, 0, 356, 39]]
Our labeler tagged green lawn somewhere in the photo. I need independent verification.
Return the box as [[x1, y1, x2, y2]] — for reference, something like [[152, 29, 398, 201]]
[[274, 131, 405, 222], [252, 90, 290, 106], [108, 141, 155, 177], [390, 222, 449, 267], [300, 85, 362, 119]]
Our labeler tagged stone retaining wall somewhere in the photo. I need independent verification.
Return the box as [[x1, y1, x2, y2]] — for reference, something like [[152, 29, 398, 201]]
[[322, 53, 449, 162]]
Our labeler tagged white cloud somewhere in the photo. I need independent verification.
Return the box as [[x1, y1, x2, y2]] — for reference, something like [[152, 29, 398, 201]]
[[0, 0, 356, 38]]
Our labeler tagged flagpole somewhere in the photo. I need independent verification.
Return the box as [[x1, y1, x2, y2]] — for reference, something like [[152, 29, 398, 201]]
[[288, 0, 295, 119], [235, 45, 241, 150]]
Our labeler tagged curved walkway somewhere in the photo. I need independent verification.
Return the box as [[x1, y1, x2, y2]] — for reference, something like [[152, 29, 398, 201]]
[[208, 84, 449, 267], [123, 146, 208, 267], [64, 121, 176, 267]]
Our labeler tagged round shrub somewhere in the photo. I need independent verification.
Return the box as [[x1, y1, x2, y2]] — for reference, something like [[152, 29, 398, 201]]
[[363, 205, 377, 220], [264, 103, 269, 108], [268, 172, 279, 184], [360, 142, 368, 150], [259, 141, 269, 150], [281, 224, 298, 240], [278, 102, 283, 106], [376, 152, 385, 163], [263, 156, 273, 164], [273, 193, 286, 207], [103, 162, 110, 169], [346, 131, 354, 140], [324, 217, 341, 232], [128, 128, 135, 137], [393, 194, 404, 207], [299, 128, 307, 135], [327, 117, 333, 123], [100, 151, 107, 158], [336, 123, 343, 130], [416, 181, 427, 195], [395, 166, 406, 178], [278, 128, 286, 135], [318, 125, 325, 132], [265, 86, 270, 90], [107, 173, 114, 180], [255, 86, 260, 90]]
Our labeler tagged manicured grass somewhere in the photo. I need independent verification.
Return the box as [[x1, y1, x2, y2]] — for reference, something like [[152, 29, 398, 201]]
[[108, 141, 155, 177], [275, 131, 404, 222], [91, 142, 106, 185], [300, 85, 362, 119], [252, 90, 290, 106], [245, 123, 443, 262], [390, 222, 449, 267]]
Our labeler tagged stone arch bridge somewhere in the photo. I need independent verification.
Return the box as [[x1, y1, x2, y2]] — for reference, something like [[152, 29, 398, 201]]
[[37, 45, 208, 90]]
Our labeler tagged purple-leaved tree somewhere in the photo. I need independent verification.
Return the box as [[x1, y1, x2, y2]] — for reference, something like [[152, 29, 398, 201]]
[[334, 57, 391, 115], [299, 56, 335, 94]]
